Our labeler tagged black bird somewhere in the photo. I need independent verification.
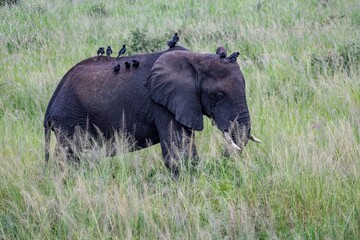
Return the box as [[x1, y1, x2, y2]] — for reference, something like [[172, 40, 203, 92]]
[[132, 59, 139, 67], [116, 45, 126, 59], [227, 52, 239, 63], [124, 61, 131, 69], [167, 40, 176, 48], [97, 47, 105, 57], [172, 32, 179, 43], [106, 46, 113, 60], [216, 46, 227, 59], [113, 63, 120, 73], [167, 32, 179, 48]]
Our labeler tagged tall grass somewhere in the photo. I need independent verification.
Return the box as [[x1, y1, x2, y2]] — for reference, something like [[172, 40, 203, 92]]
[[1, 0, 359, 239]]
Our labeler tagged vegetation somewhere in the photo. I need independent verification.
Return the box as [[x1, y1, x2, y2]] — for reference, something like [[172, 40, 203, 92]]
[[1, 0, 359, 239]]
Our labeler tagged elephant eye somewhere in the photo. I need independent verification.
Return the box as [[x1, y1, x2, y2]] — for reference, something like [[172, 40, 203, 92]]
[[210, 92, 225, 101]]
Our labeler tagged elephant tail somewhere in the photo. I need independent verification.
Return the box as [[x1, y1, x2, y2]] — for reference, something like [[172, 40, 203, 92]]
[[44, 119, 51, 165]]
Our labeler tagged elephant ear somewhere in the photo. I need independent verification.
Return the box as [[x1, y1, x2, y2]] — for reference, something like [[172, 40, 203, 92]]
[[145, 51, 204, 131]]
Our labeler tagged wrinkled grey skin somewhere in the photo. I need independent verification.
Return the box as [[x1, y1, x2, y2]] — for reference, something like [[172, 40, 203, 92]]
[[44, 45, 253, 176]]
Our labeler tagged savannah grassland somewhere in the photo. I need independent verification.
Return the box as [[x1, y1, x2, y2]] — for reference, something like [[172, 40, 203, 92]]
[[1, 0, 360, 239]]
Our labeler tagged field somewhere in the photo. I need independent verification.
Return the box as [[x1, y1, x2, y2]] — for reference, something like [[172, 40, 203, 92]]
[[1, 0, 360, 239]]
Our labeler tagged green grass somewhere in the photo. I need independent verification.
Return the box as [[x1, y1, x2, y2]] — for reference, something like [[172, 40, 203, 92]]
[[1, 0, 360, 239]]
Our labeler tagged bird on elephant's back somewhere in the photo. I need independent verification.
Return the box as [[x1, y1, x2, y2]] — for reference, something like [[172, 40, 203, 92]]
[[44, 44, 261, 177]]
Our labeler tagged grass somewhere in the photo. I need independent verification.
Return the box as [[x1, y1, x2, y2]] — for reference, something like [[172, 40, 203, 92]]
[[1, 0, 360, 239]]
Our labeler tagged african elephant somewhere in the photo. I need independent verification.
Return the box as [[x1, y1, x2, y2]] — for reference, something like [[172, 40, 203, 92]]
[[44, 45, 261, 176]]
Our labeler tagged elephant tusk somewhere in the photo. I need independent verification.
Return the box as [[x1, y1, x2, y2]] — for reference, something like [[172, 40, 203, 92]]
[[223, 132, 242, 151], [250, 134, 262, 143]]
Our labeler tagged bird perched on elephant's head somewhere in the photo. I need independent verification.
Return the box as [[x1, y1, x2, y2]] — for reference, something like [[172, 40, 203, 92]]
[[227, 52, 239, 63], [216, 46, 227, 59], [132, 59, 140, 67], [106, 46, 113, 60], [97, 47, 105, 57], [167, 32, 179, 48], [117, 45, 126, 60], [113, 63, 120, 73]]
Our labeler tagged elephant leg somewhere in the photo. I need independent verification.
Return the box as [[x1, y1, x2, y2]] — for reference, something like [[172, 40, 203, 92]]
[[156, 119, 198, 177], [176, 128, 199, 168], [53, 128, 80, 164]]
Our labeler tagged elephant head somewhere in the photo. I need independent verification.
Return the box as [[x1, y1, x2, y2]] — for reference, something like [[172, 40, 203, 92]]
[[146, 49, 261, 152]]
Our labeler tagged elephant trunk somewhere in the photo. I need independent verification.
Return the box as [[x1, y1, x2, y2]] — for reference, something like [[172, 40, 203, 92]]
[[223, 117, 261, 153], [226, 118, 250, 152]]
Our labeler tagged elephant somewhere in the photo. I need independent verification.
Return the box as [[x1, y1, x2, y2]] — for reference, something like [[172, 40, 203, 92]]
[[44, 45, 261, 176]]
